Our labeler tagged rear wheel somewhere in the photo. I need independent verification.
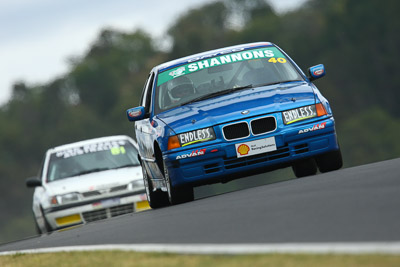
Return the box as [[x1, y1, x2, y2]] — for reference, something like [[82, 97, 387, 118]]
[[292, 158, 318, 178], [142, 162, 169, 209], [164, 161, 194, 205], [316, 149, 343, 173]]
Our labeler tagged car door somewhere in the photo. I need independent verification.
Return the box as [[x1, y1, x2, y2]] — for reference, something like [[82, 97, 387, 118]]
[[135, 72, 161, 177]]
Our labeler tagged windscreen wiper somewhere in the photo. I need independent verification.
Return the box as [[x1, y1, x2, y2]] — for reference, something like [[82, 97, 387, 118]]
[[70, 167, 111, 177], [255, 80, 303, 88], [180, 84, 253, 106]]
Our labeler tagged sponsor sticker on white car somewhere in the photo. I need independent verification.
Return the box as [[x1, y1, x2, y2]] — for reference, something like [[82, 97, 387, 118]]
[[93, 198, 120, 209], [235, 137, 277, 158]]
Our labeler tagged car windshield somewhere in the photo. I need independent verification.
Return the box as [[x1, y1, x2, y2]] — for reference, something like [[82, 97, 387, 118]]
[[46, 140, 140, 182], [154, 46, 303, 114]]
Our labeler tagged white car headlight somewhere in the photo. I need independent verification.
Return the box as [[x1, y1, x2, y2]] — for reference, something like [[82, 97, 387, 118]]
[[128, 180, 144, 190], [51, 192, 81, 205]]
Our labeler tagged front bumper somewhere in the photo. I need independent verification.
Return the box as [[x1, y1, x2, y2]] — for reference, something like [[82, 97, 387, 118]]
[[44, 190, 149, 230], [164, 117, 339, 187]]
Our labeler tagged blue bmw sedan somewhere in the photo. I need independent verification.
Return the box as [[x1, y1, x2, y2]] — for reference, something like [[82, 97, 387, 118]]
[[127, 42, 342, 208]]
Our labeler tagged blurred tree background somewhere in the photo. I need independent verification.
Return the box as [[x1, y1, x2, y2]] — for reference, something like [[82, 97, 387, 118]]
[[1, 0, 399, 243]]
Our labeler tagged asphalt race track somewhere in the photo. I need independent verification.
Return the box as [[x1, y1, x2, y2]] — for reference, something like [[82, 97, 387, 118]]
[[1, 158, 399, 253]]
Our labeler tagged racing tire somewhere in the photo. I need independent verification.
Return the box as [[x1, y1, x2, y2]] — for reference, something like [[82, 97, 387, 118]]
[[142, 162, 169, 209], [292, 158, 318, 178], [316, 148, 343, 173], [34, 216, 42, 235], [43, 219, 52, 233], [164, 161, 194, 205], [39, 207, 53, 233]]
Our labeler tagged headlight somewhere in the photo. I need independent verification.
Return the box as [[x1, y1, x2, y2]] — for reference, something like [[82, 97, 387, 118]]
[[282, 103, 327, 125], [50, 192, 80, 205], [128, 180, 144, 190], [168, 127, 216, 150]]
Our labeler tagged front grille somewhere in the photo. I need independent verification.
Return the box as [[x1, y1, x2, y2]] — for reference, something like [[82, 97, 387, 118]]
[[82, 191, 101, 198], [204, 163, 221, 174], [110, 204, 134, 217], [251, 117, 276, 135], [223, 116, 277, 140], [223, 122, 249, 140], [294, 144, 309, 154], [83, 209, 107, 222], [110, 185, 127, 192], [82, 203, 135, 223]]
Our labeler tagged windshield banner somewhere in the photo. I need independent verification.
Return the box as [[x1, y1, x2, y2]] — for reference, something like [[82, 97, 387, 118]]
[[55, 140, 127, 158], [157, 46, 285, 86]]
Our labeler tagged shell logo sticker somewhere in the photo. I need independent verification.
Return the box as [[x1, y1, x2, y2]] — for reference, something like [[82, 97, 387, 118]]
[[235, 137, 277, 158], [237, 144, 250, 156]]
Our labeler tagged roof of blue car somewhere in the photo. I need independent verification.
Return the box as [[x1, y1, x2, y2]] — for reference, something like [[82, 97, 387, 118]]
[[157, 41, 273, 73]]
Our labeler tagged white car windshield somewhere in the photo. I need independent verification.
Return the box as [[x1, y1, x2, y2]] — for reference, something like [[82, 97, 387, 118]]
[[154, 46, 303, 114], [46, 140, 139, 182]]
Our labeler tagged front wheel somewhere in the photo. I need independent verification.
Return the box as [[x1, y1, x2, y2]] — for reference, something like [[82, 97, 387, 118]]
[[316, 149, 343, 173], [292, 158, 318, 178], [33, 212, 43, 235], [164, 161, 194, 205], [142, 162, 169, 209], [38, 207, 52, 233]]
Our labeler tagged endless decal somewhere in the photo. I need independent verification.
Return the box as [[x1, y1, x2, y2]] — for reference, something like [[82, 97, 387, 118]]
[[179, 128, 214, 146], [283, 105, 316, 124]]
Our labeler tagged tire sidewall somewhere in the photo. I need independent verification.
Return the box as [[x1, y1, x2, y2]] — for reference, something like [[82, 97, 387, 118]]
[[141, 162, 152, 204]]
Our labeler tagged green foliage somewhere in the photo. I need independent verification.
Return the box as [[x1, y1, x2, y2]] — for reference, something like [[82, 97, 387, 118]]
[[1, 0, 400, 243], [290, 0, 400, 118], [232, 1, 280, 44], [338, 108, 400, 167], [1, 251, 400, 267], [0, 29, 161, 243], [167, 2, 233, 59], [69, 29, 157, 115]]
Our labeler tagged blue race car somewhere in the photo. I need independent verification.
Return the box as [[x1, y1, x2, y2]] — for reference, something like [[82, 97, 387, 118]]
[[127, 42, 342, 208]]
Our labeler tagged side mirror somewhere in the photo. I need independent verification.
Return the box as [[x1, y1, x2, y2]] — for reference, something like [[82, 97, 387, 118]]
[[307, 64, 326, 81], [26, 176, 42, 188], [126, 106, 146, 122]]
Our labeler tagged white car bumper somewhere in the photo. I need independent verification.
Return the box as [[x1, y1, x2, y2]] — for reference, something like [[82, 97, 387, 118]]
[[44, 191, 149, 230]]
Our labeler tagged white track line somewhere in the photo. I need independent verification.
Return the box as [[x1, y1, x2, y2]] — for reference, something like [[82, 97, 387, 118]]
[[1, 242, 400, 256]]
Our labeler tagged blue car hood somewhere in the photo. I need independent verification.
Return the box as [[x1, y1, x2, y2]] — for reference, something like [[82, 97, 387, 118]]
[[157, 82, 316, 134]]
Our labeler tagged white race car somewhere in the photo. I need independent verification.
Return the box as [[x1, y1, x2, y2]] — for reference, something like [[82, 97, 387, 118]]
[[26, 135, 149, 233]]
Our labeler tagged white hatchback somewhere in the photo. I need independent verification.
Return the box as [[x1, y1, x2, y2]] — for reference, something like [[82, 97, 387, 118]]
[[26, 135, 149, 233]]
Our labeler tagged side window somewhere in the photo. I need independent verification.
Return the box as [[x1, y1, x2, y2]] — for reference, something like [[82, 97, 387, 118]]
[[140, 73, 151, 107], [38, 154, 47, 182], [141, 72, 155, 115]]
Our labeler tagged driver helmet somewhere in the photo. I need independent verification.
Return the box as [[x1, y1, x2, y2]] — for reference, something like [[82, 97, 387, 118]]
[[167, 76, 195, 103]]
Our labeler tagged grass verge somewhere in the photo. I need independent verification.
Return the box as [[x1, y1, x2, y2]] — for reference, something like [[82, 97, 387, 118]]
[[1, 251, 400, 267]]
